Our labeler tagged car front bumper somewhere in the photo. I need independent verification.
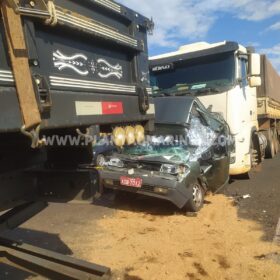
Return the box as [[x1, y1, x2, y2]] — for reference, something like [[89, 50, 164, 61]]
[[99, 167, 198, 209]]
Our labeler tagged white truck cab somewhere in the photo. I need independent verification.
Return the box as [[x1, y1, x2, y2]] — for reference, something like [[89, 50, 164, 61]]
[[150, 41, 264, 175]]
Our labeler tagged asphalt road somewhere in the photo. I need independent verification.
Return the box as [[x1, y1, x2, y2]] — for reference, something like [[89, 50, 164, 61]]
[[223, 153, 280, 242], [1, 154, 280, 279]]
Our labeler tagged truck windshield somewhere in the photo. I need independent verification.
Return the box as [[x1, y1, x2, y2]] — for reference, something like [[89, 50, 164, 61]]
[[150, 52, 235, 93]]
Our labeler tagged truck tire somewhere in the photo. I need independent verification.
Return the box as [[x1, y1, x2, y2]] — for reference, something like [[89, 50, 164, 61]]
[[264, 129, 276, 159], [250, 135, 259, 167], [185, 182, 205, 213], [273, 129, 279, 154]]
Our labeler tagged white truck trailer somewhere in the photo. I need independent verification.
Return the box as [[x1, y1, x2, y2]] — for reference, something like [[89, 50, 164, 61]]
[[149, 41, 280, 176]]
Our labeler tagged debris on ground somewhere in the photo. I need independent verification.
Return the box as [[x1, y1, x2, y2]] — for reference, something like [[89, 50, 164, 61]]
[[255, 252, 280, 264], [229, 193, 252, 206]]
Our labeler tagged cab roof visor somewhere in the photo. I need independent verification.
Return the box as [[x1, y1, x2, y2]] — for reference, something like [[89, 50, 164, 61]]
[[149, 41, 239, 67]]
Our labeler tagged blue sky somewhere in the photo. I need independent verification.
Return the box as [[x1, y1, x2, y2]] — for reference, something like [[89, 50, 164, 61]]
[[118, 0, 280, 73]]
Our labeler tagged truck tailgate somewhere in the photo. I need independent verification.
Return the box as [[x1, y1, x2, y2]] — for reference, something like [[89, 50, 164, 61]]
[[0, 0, 154, 132]]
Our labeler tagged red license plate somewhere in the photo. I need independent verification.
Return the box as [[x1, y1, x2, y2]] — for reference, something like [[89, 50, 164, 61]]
[[120, 176, 142, 188]]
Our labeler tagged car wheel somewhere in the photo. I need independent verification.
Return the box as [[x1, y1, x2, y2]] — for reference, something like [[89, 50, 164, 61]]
[[185, 182, 205, 213]]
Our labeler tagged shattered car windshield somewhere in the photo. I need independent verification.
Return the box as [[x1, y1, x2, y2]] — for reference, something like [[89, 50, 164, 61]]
[[123, 145, 192, 164], [122, 117, 217, 164]]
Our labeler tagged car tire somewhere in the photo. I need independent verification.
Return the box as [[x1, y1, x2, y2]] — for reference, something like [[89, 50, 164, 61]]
[[185, 182, 205, 213]]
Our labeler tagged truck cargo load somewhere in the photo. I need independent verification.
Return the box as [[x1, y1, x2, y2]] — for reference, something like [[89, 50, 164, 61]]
[[257, 55, 280, 119]]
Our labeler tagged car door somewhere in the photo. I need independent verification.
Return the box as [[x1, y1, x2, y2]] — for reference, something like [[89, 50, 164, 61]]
[[194, 102, 230, 192]]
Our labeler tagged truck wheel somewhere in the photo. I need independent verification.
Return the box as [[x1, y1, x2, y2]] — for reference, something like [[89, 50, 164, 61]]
[[185, 182, 205, 213], [250, 137, 258, 168], [273, 129, 279, 154], [264, 129, 276, 159]]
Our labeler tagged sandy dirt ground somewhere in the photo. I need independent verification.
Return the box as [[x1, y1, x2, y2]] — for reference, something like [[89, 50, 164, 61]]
[[1, 156, 280, 280], [1, 194, 280, 280], [78, 194, 280, 280]]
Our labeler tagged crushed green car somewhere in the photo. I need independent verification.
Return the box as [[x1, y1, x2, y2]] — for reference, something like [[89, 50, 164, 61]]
[[98, 95, 232, 212]]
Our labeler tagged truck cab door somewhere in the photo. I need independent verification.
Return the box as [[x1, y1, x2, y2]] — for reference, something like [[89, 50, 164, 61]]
[[239, 57, 258, 124]]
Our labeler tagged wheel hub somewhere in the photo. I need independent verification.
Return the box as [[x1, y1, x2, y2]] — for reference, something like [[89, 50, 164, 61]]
[[192, 185, 202, 207]]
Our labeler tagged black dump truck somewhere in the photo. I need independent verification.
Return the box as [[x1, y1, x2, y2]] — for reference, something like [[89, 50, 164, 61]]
[[0, 0, 153, 278]]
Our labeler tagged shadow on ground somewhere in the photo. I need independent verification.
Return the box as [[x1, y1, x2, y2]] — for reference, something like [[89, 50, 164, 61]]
[[0, 262, 36, 280], [2, 228, 73, 255], [0, 228, 73, 279], [93, 190, 180, 217]]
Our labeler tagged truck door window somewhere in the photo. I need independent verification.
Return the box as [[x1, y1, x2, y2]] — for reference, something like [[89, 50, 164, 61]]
[[239, 58, 248, 87]]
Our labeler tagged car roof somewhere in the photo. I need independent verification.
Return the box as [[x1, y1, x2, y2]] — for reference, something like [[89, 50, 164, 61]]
[[154, 96, 199, 125]]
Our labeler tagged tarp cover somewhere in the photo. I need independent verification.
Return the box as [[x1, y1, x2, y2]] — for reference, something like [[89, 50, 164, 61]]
[[257, 55, 280, 102]]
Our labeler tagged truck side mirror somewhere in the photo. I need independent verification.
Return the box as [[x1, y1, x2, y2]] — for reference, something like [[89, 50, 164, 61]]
[[249, 53, 261, 76], [248, 76, 262, 87]]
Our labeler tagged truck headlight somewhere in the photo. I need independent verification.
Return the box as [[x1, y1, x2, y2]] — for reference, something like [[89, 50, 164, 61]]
[[112, 127, 126, 147], [135, 125, 145, 144], [108, 158, 124, 168], [125, 126, 136, 146]]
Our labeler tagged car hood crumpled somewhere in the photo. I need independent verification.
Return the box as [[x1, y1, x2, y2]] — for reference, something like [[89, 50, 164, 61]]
[[120, 117, 217, 165]]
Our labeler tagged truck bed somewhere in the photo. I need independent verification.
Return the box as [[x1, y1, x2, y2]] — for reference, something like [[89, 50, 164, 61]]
[[0, 0, 154, 133]]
